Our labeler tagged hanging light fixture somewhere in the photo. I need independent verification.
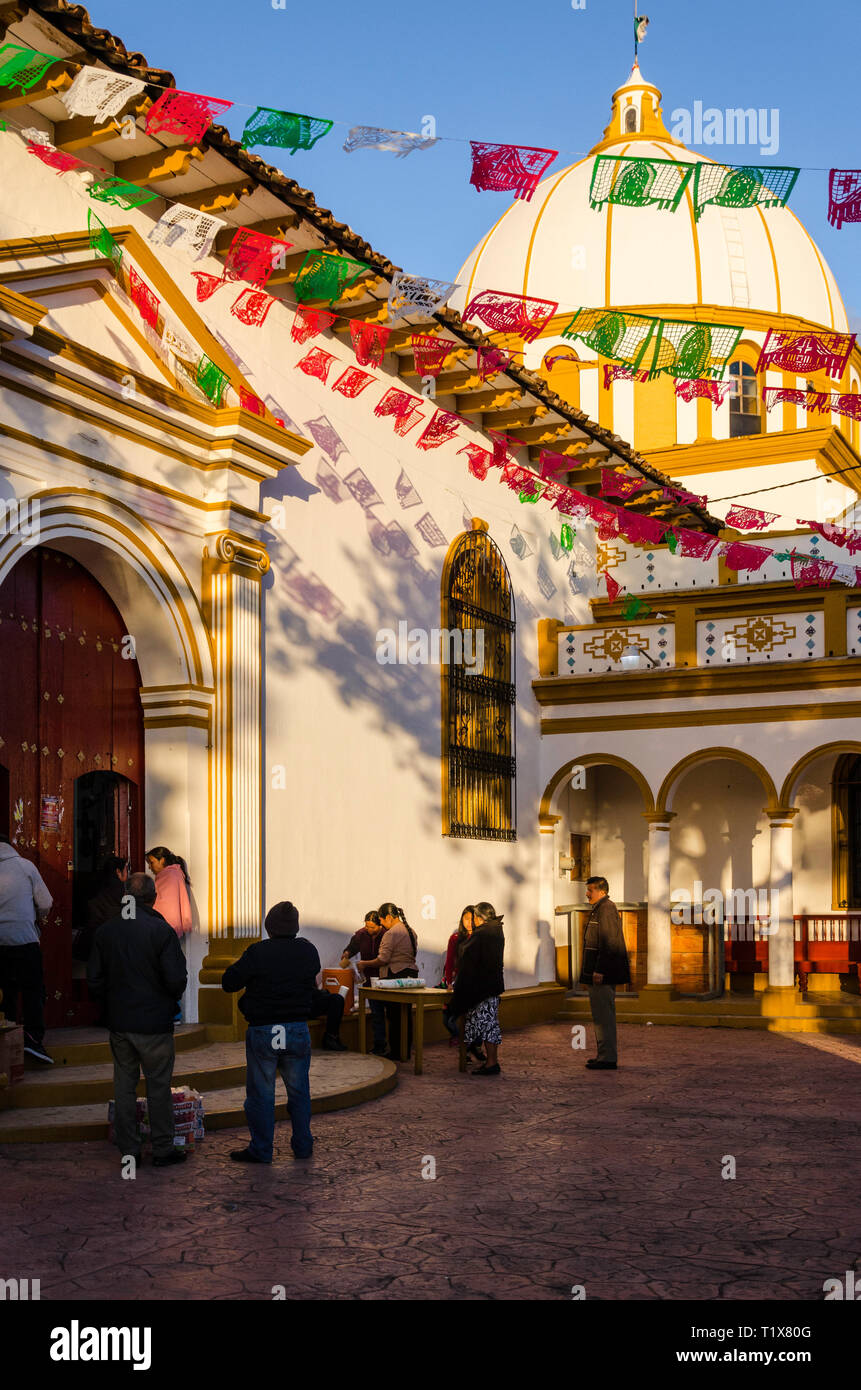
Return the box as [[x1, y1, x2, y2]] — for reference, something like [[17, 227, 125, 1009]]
[[620, 644, 659, 670]]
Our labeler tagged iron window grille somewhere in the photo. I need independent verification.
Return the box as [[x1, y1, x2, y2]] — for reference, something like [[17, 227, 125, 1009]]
[[443, 529, 516, 841]]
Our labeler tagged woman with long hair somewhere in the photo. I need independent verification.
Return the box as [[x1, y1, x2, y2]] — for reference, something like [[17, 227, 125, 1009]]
[[442, 906, 485, 1062], [341, 910, 389, 1055], [145, 847, 192, 938], [358, 903, 418, 1060], [443, 905, 475, 988], [450, 901, 505, 1076]]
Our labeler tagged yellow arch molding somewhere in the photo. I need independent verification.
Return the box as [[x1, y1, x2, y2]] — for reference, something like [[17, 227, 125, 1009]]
[[540, 753, 656, 824], [780, 741, 861, 808], [657, 746, 779, 815], [0, 491, 213, 689]]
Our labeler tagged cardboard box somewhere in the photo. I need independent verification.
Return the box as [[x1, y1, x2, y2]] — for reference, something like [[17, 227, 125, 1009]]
[[0, 1023, 24, 1087]]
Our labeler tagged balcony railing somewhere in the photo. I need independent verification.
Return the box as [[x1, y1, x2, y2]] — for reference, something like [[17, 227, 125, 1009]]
[[595, 528, 855, 598], [551, 599, 861, 676]]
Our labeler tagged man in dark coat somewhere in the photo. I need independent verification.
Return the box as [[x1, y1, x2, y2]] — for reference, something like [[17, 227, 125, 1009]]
[[221, 900, 319, 1164], [579, 876, 631, 1070], [87, 872, 188, 1166]]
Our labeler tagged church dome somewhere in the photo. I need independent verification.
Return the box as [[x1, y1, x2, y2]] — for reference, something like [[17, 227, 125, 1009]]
[[451, 65, 847, 334]]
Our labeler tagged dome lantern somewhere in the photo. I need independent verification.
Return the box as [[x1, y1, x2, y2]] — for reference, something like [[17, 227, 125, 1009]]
[[590, 62, 681, 155]]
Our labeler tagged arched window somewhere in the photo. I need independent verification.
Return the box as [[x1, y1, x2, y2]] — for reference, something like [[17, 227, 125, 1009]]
[[729, 360, 761, 437], [833, 755, 861, 908], [442, 526, 516, 840], [624, 106, 638, 133]]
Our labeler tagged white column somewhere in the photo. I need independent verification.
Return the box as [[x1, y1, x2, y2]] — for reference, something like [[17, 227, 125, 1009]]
[[767, 809, 797, 988], [199, 533, 269, 1038], [140, 686, 214, 1022], [645, 814, 676, 986], [538, 815, 560, 982], [203, 532, 268, 941]]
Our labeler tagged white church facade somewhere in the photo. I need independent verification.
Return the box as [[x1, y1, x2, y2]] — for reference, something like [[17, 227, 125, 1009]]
[[1, 2, 860, 1042]]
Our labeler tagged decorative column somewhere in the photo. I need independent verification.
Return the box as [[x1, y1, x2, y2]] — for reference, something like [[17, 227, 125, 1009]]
[[139, 685, 215, 1023], [643, 813, 676, 991], [765, 808, 798, 991], [538, 813, 561, 983], [198, 531, 269, 1038]]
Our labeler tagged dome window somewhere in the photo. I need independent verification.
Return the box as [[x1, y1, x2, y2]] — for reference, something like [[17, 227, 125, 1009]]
[[624, 106, 638, 133], [729, 361, 761, 437]]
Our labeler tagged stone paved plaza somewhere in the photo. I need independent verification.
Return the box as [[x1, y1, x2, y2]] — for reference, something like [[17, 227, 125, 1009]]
[[3, 1022, 860, 1301]]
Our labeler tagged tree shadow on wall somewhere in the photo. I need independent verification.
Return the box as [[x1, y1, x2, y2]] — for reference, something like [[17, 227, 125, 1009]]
[[258, 454, 535, 850]]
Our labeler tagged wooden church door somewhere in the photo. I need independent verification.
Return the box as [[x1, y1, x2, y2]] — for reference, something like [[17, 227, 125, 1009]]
[[0, 546, 144, 1026]]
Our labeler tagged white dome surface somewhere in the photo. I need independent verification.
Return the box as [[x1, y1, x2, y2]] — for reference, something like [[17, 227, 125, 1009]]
[[451, 69, 847, 334]]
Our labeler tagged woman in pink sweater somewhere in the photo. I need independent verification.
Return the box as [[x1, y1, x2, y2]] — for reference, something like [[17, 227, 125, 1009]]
[[145, 847, 192, 937]]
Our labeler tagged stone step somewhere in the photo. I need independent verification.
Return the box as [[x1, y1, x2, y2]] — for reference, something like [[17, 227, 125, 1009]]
[[10, 1040, 251, 1107], [558, 998, 861, 1034], [0, 1052, 396, 1143], [41, 1023, 208, 1068]]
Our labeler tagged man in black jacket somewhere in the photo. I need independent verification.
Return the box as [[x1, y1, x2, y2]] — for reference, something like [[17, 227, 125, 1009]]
[[87, 872, 188, 1166], [580, 876, 631, 1071], [222, 900, 319, 1164]]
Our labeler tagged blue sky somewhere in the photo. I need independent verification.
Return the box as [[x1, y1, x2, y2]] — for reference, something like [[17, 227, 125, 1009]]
[[86, 0, 861, 324]]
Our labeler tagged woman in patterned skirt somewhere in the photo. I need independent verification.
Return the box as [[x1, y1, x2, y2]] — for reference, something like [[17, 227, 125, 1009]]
[[450, 901, 505, 1076]]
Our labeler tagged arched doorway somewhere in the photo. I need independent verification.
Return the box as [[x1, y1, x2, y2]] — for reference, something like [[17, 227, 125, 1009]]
[[0, 546, 144, 1026], [660, 750, 776, 992], [540, 754, 654, 988]]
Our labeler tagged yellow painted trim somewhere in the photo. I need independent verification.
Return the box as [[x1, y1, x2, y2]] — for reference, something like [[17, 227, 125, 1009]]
[[785, 205, 842, 331], [541, 306, 861, 364], [604, 142, 632, 308], [780, 741, 861, 807], [0, 284, 49, 326], [541, 701, 861, 735], [523, 155, 590, 301], [666, 148, 702, 303], [0, 417, 271, 522], [754, 206, 782, 316], [29, 489, 212, 689], [643, 424, 861, 486], [657, 748, 779, 814], [143, 715, 211, 731], [459, 203, 519, 312], [540, 754, 655, 822], [0, 227, 303, 445], [534, 656, 861, 705]]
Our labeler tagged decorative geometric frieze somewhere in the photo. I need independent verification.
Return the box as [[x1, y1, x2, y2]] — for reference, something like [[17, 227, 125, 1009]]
[[725, 615, 795, 655], [698, 610, 822, 664], [596, 541, 626, 572]]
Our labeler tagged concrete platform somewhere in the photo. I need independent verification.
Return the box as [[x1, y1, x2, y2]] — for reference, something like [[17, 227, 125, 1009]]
[[559, 984, 861, 1033], [39, 1024, 208, 1067], [0, 1051, 396, 1143]]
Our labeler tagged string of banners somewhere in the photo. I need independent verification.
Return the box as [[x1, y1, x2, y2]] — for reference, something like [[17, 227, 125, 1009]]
[[11, 103, 861, 414], [3, 43, 861, 225], [10, 56, 858, 560], [501, 458, 861, 592], [86, 208, 861, 563]]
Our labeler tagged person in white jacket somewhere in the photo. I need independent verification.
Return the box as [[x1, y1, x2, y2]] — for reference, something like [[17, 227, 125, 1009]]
[[0, 835, 54, 1063]]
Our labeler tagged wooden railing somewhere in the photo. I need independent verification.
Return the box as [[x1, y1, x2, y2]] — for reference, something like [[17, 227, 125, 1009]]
[[723, 914, 861, 993]]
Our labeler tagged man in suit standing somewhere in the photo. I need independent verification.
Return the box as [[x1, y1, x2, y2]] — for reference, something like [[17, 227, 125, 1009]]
[[579, 876, 631, 1071], [87, 872, 188, 1166]]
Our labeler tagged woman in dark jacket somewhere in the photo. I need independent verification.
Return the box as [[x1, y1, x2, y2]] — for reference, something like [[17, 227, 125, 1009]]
[[450, 901, 505, 1076], [74, 856, 128, 962], [442, 906, 479, 1053]]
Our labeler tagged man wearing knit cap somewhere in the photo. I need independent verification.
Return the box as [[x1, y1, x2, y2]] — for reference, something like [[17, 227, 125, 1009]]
[[222, 900, 320, 1163]]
